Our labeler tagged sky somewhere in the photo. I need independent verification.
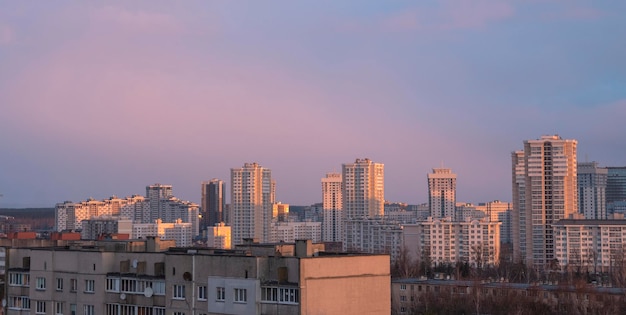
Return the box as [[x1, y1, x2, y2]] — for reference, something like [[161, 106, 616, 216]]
[[1, 1, 625, 208]]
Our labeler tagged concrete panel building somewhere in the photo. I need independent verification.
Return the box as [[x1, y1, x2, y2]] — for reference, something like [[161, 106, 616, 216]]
[[4, 239, 390, 315]]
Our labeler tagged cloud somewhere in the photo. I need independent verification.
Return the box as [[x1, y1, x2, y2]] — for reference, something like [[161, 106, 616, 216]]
[[381, 0, 514, 32]]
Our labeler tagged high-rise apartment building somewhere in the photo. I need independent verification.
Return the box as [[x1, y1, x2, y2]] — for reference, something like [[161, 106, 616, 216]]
[[578, 162, 608, 219], [146, 184, 173, 222], [201, 179, 226, 230], [428, 168, 457, 220], [512, 135, 578, 267], [322, 172, 343, 242], [342, 158, 384, 219], [607, 167, 626, 214], [230, 162, 274, 245]]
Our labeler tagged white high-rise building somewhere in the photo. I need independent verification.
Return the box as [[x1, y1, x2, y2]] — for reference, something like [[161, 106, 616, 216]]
[[512, 135, 578, 267], [342, 158, 384, 220], [578, 161, 608, 220], [207, 222, 231, 249], [428, 168, 457, 220], [322, 172, 343, 242], [231, 162, 274, 246]]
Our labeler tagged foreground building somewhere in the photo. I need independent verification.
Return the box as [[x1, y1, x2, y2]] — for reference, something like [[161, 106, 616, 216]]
[[4, 239, 390, 315]]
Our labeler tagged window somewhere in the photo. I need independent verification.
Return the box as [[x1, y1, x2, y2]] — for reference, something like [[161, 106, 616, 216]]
[[9, 296, 30, 310], [36, 301, 46, 314], [216, 287, 225, 301], [84, 305, 95, 315], [153, 307, 165, 315], [153, 281, 166, 296], [400, 284, 407, 290], [261, 287, 278, 302], [36, 277, 46, 290], [279, 288, 299, 304], [56, 278, 64, 291], [71, 304, 76, 315], [70, 279, 77, 292], [173, 284, 185, 299], [55, 302, 64, 315], [234, 288, 247, 303], [106, 278, 119, 292], [85, 279, 95, 293], [198, 286, 207, 301], [8, 272, 30, 287], [105, 304, 118, 315]]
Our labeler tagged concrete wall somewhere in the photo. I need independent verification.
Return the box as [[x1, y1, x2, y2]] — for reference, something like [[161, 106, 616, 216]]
[[299, 255, 390, 315]]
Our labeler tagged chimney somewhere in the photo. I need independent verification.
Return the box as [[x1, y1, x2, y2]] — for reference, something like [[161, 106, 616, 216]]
[[295, 239, 313, 257]]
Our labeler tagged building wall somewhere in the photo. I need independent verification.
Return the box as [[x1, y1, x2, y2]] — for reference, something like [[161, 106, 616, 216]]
[[428, 168, 457, 220], [513, 135, 578, 267], [342, 158, 384, 220], [299, 255, 390, 315]]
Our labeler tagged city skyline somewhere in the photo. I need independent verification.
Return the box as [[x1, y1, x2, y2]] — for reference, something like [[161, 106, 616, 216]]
[[1, 2, 626, 208]]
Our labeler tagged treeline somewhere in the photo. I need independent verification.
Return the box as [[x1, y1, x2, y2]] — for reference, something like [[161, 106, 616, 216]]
[[0, 208, 55, 230]]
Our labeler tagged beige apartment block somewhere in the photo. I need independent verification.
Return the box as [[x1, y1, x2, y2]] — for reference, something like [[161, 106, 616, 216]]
[[4, 239, 390, 315]]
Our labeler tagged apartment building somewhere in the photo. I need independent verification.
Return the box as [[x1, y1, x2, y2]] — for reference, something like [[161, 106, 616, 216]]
[[4, 239, 390, 315]]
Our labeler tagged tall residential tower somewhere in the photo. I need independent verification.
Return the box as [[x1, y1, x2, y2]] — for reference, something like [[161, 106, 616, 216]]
[[201, 179, 226, 229], [427, 168, 457, 220], [230, 162, 274, 245], [512, 135, 578, 267], [322, 172, 343, 242], [342, 158, 384, 219]]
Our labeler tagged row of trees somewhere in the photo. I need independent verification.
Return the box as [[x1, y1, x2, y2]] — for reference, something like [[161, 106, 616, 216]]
[[392, 284, 626, 315], [392, 244, 626, 287]]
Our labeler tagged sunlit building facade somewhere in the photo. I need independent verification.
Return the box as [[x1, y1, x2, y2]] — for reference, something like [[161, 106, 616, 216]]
[[342, 158, 384, 220], [231, 162, 274, 246], [428, 168, 457, 220], [512, 135, 578, 268]]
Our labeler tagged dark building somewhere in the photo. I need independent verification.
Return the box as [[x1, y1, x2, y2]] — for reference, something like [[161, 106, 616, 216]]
[[607, 167, 626, 214], [201, 179, 226, 230]]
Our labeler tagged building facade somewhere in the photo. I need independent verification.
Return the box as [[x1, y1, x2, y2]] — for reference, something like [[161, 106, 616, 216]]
[[201, 179, 226, 230], [342, 158, 384, 220], [607, 167, 626, 215], [553, 215, 626, 272], [4, 239, 390, 315], [344, 218, 403, 262], [321, 172, 343, 242], [230, 162, 274, 246], [403, 218, 501, 268], [428, 168, 457, 220], [578, 162, 608, 219], [512, 135, 578, 268]]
